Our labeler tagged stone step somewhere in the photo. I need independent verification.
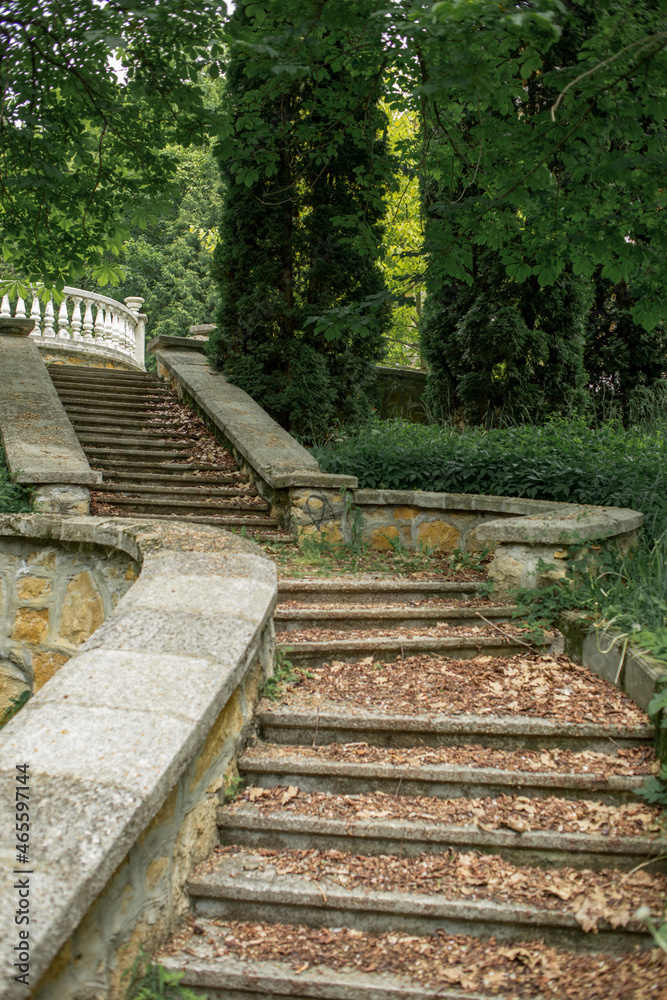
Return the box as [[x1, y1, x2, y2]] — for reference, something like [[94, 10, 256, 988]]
[[84, 446, 191, 460], [69, 415, 182, 431], [51, 376, 165, 392], [217, 798, 664, 872], [54, 384, 170, 399], [60, 403, 160, 416], [277, 579, 487, 604], [72, 423, 189, 439], [186, 847, 652, 952], [256, 706, 654, 753], [78, 433, 190, 449], [98, 509, 280, 528], [97, 469, 247, 485], [274, 606, 515, 632], [238, 745, 648, 805], [275, 635, 540, 669], [56, 393, 171, 409], [159, 921, 667, 1000], [92, 496, 270, 515], [95, 461, 238, 475], [93, 482, 256, 498], [160, 948, 477, 1000], [49, 365, 161, 381]]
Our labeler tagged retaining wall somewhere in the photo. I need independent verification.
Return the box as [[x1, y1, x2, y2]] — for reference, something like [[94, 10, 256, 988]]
[[0, 535, 138, 714], [152, 340, 643, 595], [0, 515, 276, 1000]]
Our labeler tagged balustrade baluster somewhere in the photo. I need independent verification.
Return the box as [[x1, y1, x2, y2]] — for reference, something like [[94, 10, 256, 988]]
[[82, 300, 94, 341], [104, 307, 114, 346], [94, 304, 106, 342], [57, 299, 71, 340], [30, 296, 42, 338], [43, 299, 56, 338], [0, 295, 10, 318], [15, 297, 26, 318], [70, 297, 83, 340]]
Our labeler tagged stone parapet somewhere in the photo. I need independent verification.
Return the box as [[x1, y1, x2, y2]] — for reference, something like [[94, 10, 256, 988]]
[[0, 332, 101, 487], [0, 515, 276, 1000]]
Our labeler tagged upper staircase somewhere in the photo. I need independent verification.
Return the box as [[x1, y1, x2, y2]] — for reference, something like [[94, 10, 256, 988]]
[[48, 364, 293, 543]]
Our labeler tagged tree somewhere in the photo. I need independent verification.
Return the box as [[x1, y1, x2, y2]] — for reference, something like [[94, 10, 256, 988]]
[[208, 0, 394, 435], [406, 0, 666, 420], [421, 251, 592, 424], [0, 0, 221, 291]]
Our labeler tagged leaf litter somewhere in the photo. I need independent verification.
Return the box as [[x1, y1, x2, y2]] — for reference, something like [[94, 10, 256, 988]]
[[159, 916, 667, 999], [229, 785, 663, 839], [266, 652, 650, 726], [198, 843, 666, 931]]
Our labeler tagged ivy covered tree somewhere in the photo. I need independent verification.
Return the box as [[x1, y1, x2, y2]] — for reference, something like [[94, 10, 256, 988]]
[[209, 0, 394, 435]]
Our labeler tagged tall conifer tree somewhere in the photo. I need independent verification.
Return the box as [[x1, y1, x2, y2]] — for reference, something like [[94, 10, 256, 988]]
[[209, 0, 393, 435]]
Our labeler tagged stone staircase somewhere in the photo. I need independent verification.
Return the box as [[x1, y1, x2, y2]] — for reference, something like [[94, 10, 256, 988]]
[[48, 364, 293, 543], [158, 579, 667, 999]]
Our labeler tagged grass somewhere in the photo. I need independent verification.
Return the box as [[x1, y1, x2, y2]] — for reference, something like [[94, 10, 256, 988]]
[[264, 529, 490, 580]]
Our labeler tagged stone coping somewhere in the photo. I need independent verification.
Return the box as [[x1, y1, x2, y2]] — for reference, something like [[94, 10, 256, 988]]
[[36, 340, 144, 371], [560, 611, 667, 718], [0, 514, 277, 1000], [356, 490, 643, 545], [155, 348, 357, 491], [0, 334, 102, 486], [147, 334, 208, 354]]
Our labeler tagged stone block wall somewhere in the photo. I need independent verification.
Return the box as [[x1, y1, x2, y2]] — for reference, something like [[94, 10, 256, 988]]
[[0, 538, 138, 713]]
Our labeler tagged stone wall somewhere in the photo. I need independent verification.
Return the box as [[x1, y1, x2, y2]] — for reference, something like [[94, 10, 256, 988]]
[[376, 365, 428, 423], [0, 515, 276, 1000], [0, 536, 138, 713]]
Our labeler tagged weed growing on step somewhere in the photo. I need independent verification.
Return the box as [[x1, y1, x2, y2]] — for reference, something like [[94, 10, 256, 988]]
[[261, 647, 312, 701], [223, 774, 245, 802], [123, 949, 205, 999]]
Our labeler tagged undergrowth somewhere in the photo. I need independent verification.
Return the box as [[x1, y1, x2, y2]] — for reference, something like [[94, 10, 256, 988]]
[[313, 417, 667, 542], [0, 444, 31, 514]]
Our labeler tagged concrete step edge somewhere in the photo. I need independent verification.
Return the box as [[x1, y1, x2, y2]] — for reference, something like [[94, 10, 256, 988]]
[[238, 753, 646, 793], [274, 607, 515, 621], [255, 708, 654, 741], [217, 806, 665, 860], [187, 865, 649, 946], [161, 951, 478, 1000]]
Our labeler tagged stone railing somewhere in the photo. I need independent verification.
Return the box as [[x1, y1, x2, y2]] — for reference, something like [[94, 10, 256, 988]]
[[0, 514, 276, 1000], [0, 287, 146, 369]]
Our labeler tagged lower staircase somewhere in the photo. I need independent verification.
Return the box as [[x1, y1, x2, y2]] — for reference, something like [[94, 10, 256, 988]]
[[48, 364, 292, 543], [159, 579, 667, 999]]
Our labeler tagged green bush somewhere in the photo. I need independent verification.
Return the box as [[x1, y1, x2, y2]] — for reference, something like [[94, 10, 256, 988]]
[[313, 417, 667, 541], [0, 445, 31, 514]]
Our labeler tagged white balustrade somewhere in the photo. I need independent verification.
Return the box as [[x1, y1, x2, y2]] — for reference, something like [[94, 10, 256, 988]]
[[1, 286, 146, 369]]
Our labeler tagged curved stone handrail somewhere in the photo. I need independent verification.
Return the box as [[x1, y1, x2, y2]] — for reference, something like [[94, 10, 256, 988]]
[[1, 286, 146, 369], [0, 514, 276, 1000]]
